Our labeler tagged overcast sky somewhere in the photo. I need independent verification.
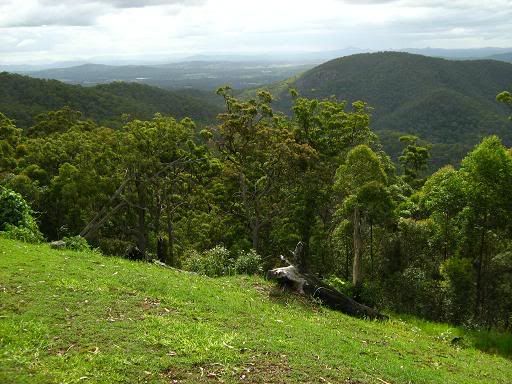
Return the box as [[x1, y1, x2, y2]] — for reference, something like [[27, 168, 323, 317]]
[[1, 0, 511, 64]]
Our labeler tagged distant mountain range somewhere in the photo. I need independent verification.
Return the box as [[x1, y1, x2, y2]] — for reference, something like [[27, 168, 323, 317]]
[[485, 52, 512, 63], [18, 61, 315, 91], [402, 47, 512, 60], [2, 47, 511, 92], [265, 52, 512, 167]]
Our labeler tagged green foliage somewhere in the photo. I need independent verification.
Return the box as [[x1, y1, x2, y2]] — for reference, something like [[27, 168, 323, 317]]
[[0, 112, 21, 174], [270, 52, 512, 167], [335, 145, 387, 194], [61, 235, 91, 251], [1, 223, 44, 243], [182, 246, 264, 277], [0, 72, 220, 128], [398, 135, 431, 185], [441, 258, 475, 324], [233, 249, 263, 275], [2, 73, 512, 333], [497, 90, 512, 119], [324, 276, 354, 297], [0, 187, 33, 230], [0, 187, 44, 243], [182, 246, 233, 277]]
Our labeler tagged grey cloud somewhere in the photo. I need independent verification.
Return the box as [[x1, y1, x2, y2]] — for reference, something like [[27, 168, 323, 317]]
[[39, 0, 205, 9], [4, 14, 98, 27], [337, 0, 398, 4], [0, 2, 103, 27], [0, 0, 205, 28]]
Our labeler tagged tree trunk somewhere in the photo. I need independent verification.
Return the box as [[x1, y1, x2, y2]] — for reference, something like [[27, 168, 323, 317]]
[[268, 248, 387, 320], [135, 177, 147, 259], [167, 214, 174, 267], [352, 207, 363, 286], [370, 219, 374, 275], [345, 239, 350, 280], [251, 222, 259, 251], [475, 225, 486, 320]]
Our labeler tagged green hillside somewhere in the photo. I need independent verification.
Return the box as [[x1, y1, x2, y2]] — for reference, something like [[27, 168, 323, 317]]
[[0, 72, 221, 128], [487, 52, 512, 63], [1, 238, 511, 383], [270, 52, 512, 166]]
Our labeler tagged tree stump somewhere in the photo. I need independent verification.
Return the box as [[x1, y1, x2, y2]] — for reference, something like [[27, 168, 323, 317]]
[[267, 243, 387, 320]]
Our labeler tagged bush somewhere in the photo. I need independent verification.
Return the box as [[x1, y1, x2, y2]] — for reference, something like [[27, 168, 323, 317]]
[[0, 187, 32, 230], [324, 276, 354, 297], [441, 257, 475, 324], [99, 238, 132, 256], [1, 223, 44, 244], [182, 246, 264, 277], [61, 235, 91, 251], [233, 249, 263, 275], [381, 268, 444, 320], [0, 187, 44, 243], [182, 246, 233, 277]]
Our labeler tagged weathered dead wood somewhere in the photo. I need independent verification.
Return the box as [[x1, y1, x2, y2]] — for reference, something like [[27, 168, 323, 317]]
[[267, 243, 387, 320]]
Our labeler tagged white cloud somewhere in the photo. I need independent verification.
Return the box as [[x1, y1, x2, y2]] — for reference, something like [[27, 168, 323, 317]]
[[0, 0, 511, 63]]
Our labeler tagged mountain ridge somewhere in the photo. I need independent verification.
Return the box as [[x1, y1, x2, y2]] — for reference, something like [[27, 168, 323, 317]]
[[0, 72, 221, 128], [268, 51, 512, 166]]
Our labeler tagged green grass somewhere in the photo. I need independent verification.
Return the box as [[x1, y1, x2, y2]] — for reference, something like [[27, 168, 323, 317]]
[[1, 238, 511, 383]]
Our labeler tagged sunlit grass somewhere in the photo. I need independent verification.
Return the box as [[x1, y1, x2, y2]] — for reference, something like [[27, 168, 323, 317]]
[[1, 238, 511, 383]]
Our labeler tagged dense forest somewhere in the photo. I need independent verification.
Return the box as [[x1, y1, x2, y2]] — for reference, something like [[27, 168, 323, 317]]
[[2, 68, 512, 331], [0, 72, 220, 128], [265, 52, 512, 167]]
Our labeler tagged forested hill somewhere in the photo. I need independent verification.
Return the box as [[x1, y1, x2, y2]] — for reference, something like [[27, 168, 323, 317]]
[[0, 72, 221, 128], [271, 52, 512, 166], [487, 52, 512, 63]]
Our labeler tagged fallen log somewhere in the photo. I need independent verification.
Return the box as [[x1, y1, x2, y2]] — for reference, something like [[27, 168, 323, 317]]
[[267, 243, 388, 320]]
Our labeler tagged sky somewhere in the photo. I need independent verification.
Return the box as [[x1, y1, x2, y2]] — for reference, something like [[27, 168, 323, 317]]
[[1, 0, 512, 64]]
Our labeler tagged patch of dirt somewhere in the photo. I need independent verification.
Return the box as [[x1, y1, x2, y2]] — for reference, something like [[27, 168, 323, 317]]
[[160, 353, 293, 383], [160, 353, 368, 383], [138, 297, 177, 317]]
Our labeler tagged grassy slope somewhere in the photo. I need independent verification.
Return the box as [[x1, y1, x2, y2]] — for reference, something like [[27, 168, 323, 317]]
[[1, 238, 511, 384]]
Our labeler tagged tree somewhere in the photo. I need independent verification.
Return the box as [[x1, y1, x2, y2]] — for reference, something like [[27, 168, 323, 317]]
[[27, 107, 92, 137], [289, 93, 376, 270], [398, 135, 431, 187], [420, 166, 465, 260], [117, 114, 198, 259], [213, 87, 314, 254], [335, 145, 388, 286], [457, 136, 512, 321], [0, 113, 22, 176], [497, 90, 512, 119]]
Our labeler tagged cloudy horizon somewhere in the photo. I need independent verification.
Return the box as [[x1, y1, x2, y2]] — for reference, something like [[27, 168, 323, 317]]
[[1, 0, 512, 64]]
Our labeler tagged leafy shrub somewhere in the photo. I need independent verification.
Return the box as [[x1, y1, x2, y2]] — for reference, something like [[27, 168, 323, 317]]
[[324, 276, 354, 297], [1, 223, 44, 244], [233, 249, 263, 275], [0, 187, 32, 230], [182, 246, 233, 277], [182, 246, 264, 277], [61, 235, 91, 251], [381, 268, 444, 320], [324, 276, 382, 308], [0, 187, 44, 243], [99, 238, 132, 256], [441, 257, 475, 324]]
